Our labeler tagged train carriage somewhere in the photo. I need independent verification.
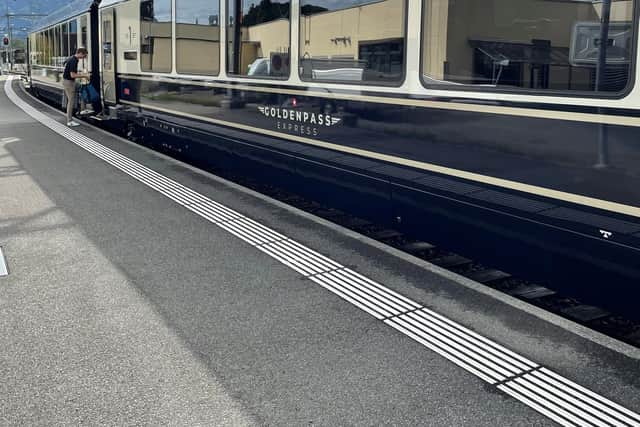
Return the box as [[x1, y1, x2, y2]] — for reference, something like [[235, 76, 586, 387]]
[[28, 0, 640, 319], [27, 0, 100, 108]]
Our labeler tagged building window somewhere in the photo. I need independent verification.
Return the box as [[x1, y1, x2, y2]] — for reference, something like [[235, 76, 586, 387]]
[[422, 0, 635, 94], [140, 0, 173, 72], [299, 0, 406, 84], [176, 0, 220, 75], [227, 0, 291, 77]]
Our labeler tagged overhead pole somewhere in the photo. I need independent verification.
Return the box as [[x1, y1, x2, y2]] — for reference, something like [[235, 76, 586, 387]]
[[5, 0, 10, 69], [594, 0, 612, 169]]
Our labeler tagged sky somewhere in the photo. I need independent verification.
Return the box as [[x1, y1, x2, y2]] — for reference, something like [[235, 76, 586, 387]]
[[2, 0, 67, 38]]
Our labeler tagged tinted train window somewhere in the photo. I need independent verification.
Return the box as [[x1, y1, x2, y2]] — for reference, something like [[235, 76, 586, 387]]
[[81, 15, 88, 49], [62, 22, 70, 58], [35, 32, 43, 65], [54, 25, 61, 66], [69, 20, 78, 55], [176, 0, 220, 75], [422, 0, 634, 93], [227, 0, 291, 77], [140, 0, 173, 72], [299, 0, 406, 84], [102, 18, 113, 71], [46, 29, 53, 66]]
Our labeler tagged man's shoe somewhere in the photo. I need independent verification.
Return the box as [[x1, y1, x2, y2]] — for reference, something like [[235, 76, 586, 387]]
[[67, 121, 80, 127]]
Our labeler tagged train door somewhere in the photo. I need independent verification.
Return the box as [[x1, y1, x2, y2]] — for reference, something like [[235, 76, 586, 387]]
[[101, 7, 117, 105]]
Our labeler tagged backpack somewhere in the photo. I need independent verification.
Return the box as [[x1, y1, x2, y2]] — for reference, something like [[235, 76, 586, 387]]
[[80, 84, 99, 103]]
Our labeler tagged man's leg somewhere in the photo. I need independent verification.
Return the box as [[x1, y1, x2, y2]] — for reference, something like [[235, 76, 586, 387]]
[[63, 80, 76, 123]]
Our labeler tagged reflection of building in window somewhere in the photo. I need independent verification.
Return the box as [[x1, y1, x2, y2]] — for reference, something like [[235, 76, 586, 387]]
[[422, 0, 633, 92], [227, 0, 291, 77], [62, 22, 70, 58], [69, 20, 78, 55], [299, 0, 406, 83], [140, 0, 173, 72], [176, 0, 220, 75], [176, 23, 220, 74]]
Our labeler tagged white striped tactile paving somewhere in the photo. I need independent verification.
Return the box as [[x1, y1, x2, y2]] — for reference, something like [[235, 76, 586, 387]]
[[0, 246, 8, 276], [7, 77, 640, 427]]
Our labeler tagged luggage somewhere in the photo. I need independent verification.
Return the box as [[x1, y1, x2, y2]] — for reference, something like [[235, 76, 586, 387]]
[[80, 83, 99, 103]]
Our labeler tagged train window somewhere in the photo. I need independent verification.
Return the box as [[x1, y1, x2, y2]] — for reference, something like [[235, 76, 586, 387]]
[[62, 22, 70, 58], [140, 0, 173, 72], [102, 18, 113, 71], [176, 0, 220, 75], [299, 0, 406, 84], [33, 33, 41, 65], [45, 29, 52, 66], [69, 20, 78, 55], [227, 0, 291, 77], [54, 25, 61, 66], [81, 15, 88, 50], [422, 0, 635, 94]]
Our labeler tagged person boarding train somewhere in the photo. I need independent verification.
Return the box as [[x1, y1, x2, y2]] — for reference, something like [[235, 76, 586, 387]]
[[62, 47, 90, 127]]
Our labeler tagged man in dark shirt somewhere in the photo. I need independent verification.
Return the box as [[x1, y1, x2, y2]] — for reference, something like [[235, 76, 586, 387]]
[[63, 47, 89, 127]]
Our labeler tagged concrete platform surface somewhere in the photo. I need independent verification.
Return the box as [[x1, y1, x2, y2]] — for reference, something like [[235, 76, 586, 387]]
[[1, 76, 639, 426]]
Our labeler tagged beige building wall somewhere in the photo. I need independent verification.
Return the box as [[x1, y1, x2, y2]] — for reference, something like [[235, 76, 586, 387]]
[[299, 0, 405, 60], [141, 21, 172, 72], [226, 18, 289, 73], [245, 18, 290, 57], [594, 1, 633, 20], [176, 23, 220, 74], [424, 0, 633, 85], [422, 0, 449, 79]]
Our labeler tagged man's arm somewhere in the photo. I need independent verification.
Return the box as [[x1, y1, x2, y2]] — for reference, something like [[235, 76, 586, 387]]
[[69, 59, 89, 79]]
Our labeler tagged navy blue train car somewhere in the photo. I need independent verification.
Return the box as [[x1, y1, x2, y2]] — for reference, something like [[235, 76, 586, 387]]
[[29, 0, 640, 319]]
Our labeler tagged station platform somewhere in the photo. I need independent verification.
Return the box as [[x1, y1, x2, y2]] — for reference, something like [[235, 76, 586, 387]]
[[1, 75, 639, 426]]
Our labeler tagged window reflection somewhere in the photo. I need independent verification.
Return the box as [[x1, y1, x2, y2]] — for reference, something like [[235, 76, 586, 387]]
[[422, 0, 634, 93], [140, 0, 173, 72], [69, 20, 78, 55], [81, 15, 88, 49], [46, 29, 53, 65], [62, 22, 70, 58], [299, 0, 406, 83], [103, 18, 113, 71], [227, 0, 291, 77], [176, 0, 221, 75], [54, 25, 61, 66]]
